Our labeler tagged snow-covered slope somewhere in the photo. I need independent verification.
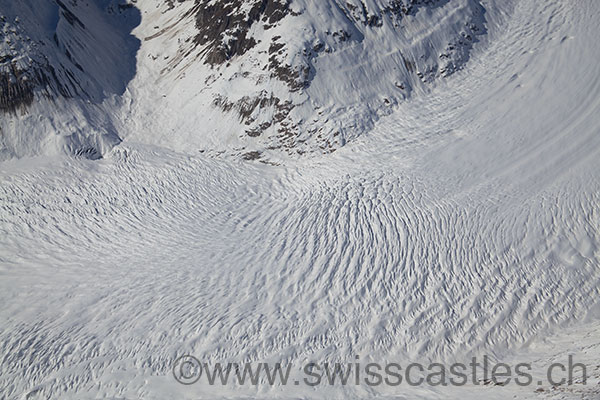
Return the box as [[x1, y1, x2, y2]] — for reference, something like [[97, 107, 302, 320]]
[[0, 0, 140, 160], [2, 0, 489, 161], [124, 0, 488, 161], [1, 0, 600, 399]]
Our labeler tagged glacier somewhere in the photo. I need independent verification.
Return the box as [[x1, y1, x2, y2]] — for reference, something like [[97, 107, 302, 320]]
[[1, 0, 600, 399]]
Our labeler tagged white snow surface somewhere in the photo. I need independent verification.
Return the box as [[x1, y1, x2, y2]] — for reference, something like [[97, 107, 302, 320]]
[[1, 0, 600, 399]]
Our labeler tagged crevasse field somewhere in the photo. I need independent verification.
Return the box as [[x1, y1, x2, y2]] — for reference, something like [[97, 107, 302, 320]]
[[1, 0, 600, 399]]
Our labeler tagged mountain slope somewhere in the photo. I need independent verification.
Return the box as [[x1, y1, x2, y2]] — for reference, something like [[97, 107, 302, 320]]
[[0, 0, 140, 160], [2, 0, 488, 161], [125, 0, 489, 161]]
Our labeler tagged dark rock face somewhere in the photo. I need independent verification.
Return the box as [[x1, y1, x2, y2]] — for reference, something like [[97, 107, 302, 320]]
[[192, 0, 290, 65], [158, 0, 312, 90], [385, 0, 449, 18], [0, 65, 34, 113]]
